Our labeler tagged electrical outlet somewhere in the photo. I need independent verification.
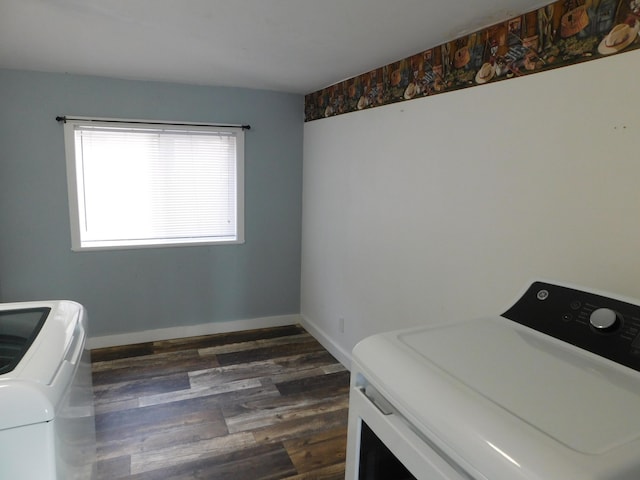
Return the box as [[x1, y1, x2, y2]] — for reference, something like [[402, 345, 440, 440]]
[[339, 317, 345, 334]]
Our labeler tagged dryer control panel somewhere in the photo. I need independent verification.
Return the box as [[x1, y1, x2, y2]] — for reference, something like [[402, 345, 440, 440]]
[[502, 281, 640, 372]]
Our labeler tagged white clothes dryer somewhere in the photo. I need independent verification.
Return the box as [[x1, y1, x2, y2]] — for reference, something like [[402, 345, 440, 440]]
[[346, 280, 640, 479]]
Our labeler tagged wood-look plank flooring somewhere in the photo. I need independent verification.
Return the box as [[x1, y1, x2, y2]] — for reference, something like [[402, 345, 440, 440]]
[[91, 325, 350, 480]]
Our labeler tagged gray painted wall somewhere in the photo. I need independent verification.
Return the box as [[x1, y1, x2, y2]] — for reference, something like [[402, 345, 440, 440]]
[[0, 69, 303, 337]]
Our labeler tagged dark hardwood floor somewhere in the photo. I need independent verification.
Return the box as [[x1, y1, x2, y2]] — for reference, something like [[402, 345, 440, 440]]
[[91, 325, 350, 480]]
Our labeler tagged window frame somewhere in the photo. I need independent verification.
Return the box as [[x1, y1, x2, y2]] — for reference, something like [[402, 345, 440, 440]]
[[62, 117, 245, 251]]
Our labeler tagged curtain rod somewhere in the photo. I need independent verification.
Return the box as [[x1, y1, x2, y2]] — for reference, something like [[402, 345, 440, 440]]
[[55, 115, 250, 130]]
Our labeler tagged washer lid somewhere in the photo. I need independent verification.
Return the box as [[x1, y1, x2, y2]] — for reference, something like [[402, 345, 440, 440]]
[[0, 307, 50, 375], [398, 317, 640, 455], [0, 301, 86, 429]]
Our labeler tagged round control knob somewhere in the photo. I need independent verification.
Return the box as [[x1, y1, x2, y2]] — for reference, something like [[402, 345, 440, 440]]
[[589, 308, 620, 331]]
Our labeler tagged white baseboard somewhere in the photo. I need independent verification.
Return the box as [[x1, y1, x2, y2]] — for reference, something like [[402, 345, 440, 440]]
[[87, 313, 302, 350], [299, 314, 352, 370]]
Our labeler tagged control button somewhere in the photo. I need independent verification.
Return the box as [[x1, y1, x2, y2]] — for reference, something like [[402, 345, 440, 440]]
[[570, 301, 582, 310], [589, 308, 620, 332], [537, 289, 549, 301]]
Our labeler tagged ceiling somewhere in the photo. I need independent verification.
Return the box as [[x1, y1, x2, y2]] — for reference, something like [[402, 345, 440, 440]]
[[0, 0, 550, 94]]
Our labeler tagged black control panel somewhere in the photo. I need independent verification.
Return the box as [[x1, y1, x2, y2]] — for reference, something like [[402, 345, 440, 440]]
[[502, 281, 640, 373]]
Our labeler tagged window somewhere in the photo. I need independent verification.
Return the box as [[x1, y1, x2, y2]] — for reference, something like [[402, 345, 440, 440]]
[[63, 118, 244, 251]]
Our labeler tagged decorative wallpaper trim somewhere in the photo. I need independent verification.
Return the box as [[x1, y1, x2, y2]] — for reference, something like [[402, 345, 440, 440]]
[[304, 0, 639, 122]]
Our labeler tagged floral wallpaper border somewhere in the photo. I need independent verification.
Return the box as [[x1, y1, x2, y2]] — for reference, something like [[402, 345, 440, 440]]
[[304, 0, 640, 122]]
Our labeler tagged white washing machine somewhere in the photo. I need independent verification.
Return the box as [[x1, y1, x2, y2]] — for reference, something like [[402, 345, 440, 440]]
[[0, 300, 96, 479], [345, 280, 640, 479]]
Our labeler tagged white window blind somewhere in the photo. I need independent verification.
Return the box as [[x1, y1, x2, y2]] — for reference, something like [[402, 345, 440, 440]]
[[63, 119, 244, 250]]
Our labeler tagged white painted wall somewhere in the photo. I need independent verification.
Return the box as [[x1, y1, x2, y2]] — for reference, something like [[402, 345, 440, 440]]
[[301, 49, 640, 367]]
